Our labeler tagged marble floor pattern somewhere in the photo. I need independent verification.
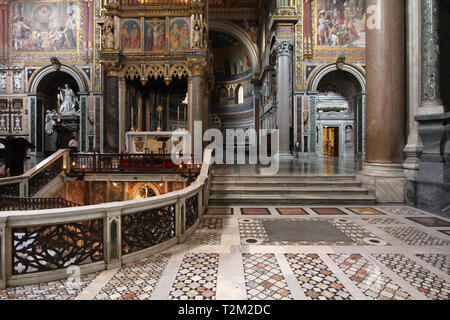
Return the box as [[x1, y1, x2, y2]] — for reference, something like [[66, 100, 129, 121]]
[[1, 205, 449, 300]]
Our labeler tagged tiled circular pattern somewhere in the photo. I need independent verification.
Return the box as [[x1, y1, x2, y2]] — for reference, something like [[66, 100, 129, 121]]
[[363, 237, 387, 246]]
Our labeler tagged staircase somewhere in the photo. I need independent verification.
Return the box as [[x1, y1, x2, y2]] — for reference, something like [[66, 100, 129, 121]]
[[208, 173, 376, 206]]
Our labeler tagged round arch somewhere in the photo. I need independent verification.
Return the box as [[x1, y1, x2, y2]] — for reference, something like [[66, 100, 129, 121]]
[[307, 63, 366, 93], [28, 64, 89, 94], [209, 20, 260, 74], [130, 182, 161, 200]]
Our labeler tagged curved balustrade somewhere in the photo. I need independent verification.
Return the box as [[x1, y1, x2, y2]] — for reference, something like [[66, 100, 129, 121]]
[[0, 149, 213, 289], [0, 149, 69, 198], [0, 196, 80, 211]]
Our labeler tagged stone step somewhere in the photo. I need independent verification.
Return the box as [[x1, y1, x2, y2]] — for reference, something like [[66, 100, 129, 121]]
[[210, 186, 370, 195], [208, 194, 376, 206], [211, 181, 362, 188], [212, 174, 357, 182]]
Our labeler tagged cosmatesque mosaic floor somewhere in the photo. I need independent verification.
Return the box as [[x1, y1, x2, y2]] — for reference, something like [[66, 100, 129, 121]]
[[1, 205, 449, 300]]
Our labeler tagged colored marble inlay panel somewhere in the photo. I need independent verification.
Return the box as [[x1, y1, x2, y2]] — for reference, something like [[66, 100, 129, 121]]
[[168, 253, 219, 300], [329, 254, 411, 300], [184, 232, 222, 246], [200, 218, 223, 230], [241, 208, 271, 215], [239, 218, 386, 246], [415, 254, 450, 275], [0, 272, 99, 300], [406, 217, 450, 228], [94, 253, 171, 300], [206, 207, 233, 215], [276, 208, 308, 215], [312, 207, 346, 215], [285, 253, 352, 300], [381, 226, 449, 246], [242, 253, 292, 300], [373, 254, 449, 300], [378, 207, 425, 216], [359, 217, 403, 225], [347, 208, 384, 215]]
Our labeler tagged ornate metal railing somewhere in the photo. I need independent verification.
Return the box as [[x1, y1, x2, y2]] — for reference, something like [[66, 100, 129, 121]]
[[185, 194, 198, 230], [70, 153, 196, 174], [0, 196, 80, 211], [0, 149, 69, 198], [0, 183, 19, 197], [122, 205, 176, 255], [12, 220, 104, 275], [28, 158, 64, 197], [0, 148, 213, 288], [116, 0, 203, 6]]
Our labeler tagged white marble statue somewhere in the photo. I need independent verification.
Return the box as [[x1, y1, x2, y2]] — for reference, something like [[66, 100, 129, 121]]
[[192, 14, 202, 49], [45, 109, 57, 135], [58, 84, 78, 114], [103, 15, 115, 50], [14, 116, 21, 131], [0, 72, 6, 90], [13, 72, 21, 90]]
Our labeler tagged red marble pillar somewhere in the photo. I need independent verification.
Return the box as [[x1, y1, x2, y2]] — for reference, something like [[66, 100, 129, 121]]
[[365, 0, 405, 164], [0, 4, 8, 60]]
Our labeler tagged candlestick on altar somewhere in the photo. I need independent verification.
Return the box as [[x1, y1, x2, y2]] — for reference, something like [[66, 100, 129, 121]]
[[156, 105, 163, 132], [130, 107, 135, 131], [177, 105, 181, 131]]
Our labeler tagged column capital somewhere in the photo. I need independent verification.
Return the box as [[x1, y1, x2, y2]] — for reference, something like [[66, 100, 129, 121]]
[[187, 58, 208, 77], [273, 40, 294, 57], [100, 52, 121, 77]]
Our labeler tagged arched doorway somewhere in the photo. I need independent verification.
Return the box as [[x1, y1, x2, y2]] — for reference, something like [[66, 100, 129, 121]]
[[37, 71, 79, 155], [308, 65, 366, 158], [131, 183, 161, 200], [28, 65, 88, 155]]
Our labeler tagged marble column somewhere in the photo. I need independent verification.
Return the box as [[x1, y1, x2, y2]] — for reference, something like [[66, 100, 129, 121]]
[[359, 0, 405, 202], [104, 73, 120, 153], [118, 78, 126, 152], [187, 58, 207, 162], [403, 0, 423, 205], [419, 0, 444, 115], [414, 0, 449, 217], [274, 40, 294, 158]]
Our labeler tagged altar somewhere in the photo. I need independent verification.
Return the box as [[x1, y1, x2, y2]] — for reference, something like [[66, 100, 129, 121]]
[[126, 131, 188, 154]]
